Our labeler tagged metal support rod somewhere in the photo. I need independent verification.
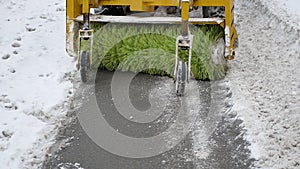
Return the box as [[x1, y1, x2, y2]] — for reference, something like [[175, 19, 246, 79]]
[[83, 13, 90, 30], [174, 37, 180, 80], [181, 21, 189, 37], [187, 35, 193, 82]]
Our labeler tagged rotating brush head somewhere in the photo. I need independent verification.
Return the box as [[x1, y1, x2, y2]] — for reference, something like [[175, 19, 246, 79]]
[[82, 23, 226, 80]]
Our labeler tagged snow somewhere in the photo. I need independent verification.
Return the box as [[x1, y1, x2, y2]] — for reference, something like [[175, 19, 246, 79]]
[[227, 0, 300, 168], [0, 0, 75, 168], [284, 0, 300, 17], [58, 162, 84, 169]]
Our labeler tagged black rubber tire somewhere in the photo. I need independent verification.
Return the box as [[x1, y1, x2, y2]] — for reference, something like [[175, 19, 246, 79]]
[[80, 51, 90, 83], [175, 61, 187, 96]]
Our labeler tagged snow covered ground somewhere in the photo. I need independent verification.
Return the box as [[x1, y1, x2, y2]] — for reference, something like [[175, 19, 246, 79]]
[[0, 0, 75, 168], [0, 0, 299, 168], [227, 0, 300, 168], [280, 0, 300, 19]]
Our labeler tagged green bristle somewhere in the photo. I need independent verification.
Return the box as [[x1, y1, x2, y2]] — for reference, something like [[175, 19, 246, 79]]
[[83, 23, 225, 80]]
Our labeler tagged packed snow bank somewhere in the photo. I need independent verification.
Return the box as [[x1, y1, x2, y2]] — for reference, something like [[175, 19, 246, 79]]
[[0, 0, 75, 168], [227, 0, 300, 168]]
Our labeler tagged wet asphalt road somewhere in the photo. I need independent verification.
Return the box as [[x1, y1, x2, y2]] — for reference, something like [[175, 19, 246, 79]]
[[43, 70, 254, 169]]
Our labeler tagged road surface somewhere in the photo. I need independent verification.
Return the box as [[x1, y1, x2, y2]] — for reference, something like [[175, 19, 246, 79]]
[[43, 70, 254, 169]]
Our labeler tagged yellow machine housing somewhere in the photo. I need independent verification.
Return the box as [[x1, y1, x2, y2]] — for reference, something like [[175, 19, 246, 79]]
[[66, 0, 238, 60]]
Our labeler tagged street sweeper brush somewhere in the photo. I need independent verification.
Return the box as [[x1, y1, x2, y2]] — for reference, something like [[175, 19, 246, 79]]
[[86, 23, 225, 80], [66, 0, 238, 96]]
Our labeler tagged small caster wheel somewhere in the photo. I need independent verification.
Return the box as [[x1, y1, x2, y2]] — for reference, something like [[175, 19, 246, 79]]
[[80, 51, 90, 83], [175, 60, 187, 96]]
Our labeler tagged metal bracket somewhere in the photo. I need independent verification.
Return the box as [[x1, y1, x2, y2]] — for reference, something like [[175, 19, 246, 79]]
[[174, 34, 193, 83], [77, 29, 94, 70]]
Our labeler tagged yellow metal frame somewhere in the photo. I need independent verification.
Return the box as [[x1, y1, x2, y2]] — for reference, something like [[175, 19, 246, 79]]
[[67, 0, 238, 59]]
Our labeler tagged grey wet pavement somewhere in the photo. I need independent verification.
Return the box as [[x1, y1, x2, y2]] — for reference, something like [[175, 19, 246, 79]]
[[43, 70, 254, 169]]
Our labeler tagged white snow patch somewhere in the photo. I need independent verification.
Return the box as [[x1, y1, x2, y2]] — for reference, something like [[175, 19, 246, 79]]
[[0, 0, 76, 168], [285, 0, 300, 15]]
